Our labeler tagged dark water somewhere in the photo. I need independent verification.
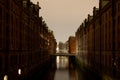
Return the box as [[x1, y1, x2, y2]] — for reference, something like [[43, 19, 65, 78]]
[[25, 56, 104, 80]]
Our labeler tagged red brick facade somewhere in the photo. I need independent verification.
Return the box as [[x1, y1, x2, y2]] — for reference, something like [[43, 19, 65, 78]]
[[76, 0, 120, 77], [68, 36, 76, 54], [0, 0, 56, 79]]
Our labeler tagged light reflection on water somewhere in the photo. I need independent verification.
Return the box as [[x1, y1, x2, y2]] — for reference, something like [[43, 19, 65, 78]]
[[55, 56, 69, 80], [24, 56, 103, 80], [56, 56, 69, 69]]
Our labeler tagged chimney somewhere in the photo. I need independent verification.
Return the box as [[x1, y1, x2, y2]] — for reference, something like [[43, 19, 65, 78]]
[[37, 2, 39, 6]]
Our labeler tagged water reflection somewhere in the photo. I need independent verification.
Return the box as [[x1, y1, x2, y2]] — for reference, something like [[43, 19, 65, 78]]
[[55, 56, 69, 80], [56, 56, 69, 69], [55, 56, 80, 80], [69, 66, 78, 80], [54, 56, 101, 80], [26, 56, 102, 80]]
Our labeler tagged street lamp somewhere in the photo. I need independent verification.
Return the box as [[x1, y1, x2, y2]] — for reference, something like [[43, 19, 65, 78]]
[[18, 68, 22, 80], [3, 75, 8, 80], [18, 68, 21, 75]]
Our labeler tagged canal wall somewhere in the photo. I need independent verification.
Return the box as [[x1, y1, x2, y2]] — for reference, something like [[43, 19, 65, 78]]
[[21, 56, 53, 80], [74, 56, 102, 80], [75, 56, 120, 80], [20, 55, 57, 80]]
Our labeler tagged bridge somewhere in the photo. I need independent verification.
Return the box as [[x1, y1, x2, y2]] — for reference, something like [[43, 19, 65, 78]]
[[50, 53, 76, 56]]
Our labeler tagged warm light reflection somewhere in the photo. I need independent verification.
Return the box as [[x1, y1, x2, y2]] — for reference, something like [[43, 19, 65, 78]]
[[102, 75, 113, 80], [56, 56, 60, 69], [4, 75, 8, 80], [56, 56, 60, 63], [56, 56, 69, 69], [56, 47, 59, 53]]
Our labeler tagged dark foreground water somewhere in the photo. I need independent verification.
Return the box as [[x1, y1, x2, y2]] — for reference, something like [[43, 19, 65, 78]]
[[24, 56, 104, 80]]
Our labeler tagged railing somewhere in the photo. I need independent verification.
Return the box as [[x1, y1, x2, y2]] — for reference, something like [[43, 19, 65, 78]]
[[50, 53, 76, 56]]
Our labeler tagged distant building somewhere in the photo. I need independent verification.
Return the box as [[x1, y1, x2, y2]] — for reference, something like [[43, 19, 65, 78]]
[[58, 42, 67, 53], [65, 41, 69, 53], [48, 31, 57, 54], [68, 36, 76, 54]]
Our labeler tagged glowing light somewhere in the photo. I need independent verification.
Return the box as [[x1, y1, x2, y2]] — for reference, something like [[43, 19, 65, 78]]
[[56, 56, 59, 63], [4, 75, 8, 80], [56, 47, 59, 53], [18, 69, 21, 75], [56, 56, 60, 69]]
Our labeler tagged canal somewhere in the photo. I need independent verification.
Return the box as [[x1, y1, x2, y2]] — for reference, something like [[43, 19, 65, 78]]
[[23, 56, 103, 80]]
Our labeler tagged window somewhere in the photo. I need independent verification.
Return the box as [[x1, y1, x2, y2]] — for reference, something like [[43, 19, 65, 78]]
[[118, 16, 120, 31], [23, 0, 27, 8], [0, 57, 2, 71], [6, 0, 9, 9], [0, 6, 2, 49], [106, 13, 108, 21], [118, 3, 120, 12], [0, 6, 2, 19], [0, 6, 2, 27], [109, 10, 112, 18], [10, 56, 14, 67], [4, 56, 8, 72], [6, 13, 9, 25], [6, 13, 9, 50], [118, 16, 120, 50]]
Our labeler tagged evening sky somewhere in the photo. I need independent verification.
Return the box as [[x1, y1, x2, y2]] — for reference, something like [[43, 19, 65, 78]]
[[31, 0, 99, 43]]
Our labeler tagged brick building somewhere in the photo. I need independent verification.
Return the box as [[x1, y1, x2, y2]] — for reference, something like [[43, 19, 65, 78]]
[[48, 30, 57, 54], [0, 0, 56, 80], [68, 36, 76, 54], [76, 0, 120, 78]]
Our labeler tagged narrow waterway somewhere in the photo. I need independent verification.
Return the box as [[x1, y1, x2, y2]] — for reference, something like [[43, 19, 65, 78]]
[[54, 56, 69, 80], [24, 56, 103, 80]]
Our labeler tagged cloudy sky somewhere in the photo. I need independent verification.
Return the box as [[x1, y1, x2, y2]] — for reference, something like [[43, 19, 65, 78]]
[[31, 0, 99, 43]]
